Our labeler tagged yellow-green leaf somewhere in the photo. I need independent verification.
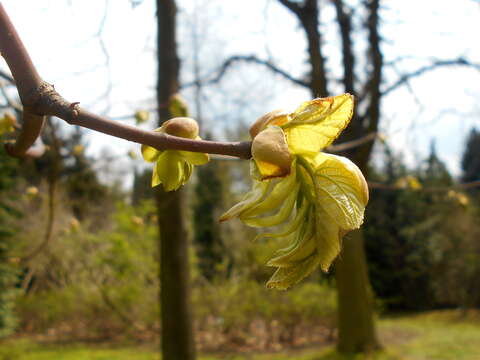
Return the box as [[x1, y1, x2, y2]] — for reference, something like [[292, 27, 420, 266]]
[[310, 152, 368, 231], [141, 144, 161, 163], [253, 200, 309, 242], [219, 163, 271, 222], [267, 211, 316, 267], [179, 150, 209, 165], [242, 162, 296, 218], [266, 252, 321, 290], [152, 151, 187, 191], [241, 183, 300, 228], [284, 94, 354, 155], [314, 206, 342, 272]]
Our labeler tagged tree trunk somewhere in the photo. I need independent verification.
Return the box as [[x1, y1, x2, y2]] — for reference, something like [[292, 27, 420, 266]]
[[277, 0, 381, 354], [335, 230, 380, 353], [156, 189, 196, 360], [156, 1, 196, 359]]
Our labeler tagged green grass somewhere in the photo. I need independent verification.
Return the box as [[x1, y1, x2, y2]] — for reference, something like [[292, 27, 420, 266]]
[[1, 311, 480, 360]]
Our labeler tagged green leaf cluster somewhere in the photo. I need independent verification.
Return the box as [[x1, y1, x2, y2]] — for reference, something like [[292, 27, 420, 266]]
[[221, 94, 368, 289]]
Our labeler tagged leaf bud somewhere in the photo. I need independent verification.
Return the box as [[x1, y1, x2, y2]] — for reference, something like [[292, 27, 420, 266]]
[[162, 117, 199, 139], [249, 109, 290, 139], [251, 126, 292, 180]]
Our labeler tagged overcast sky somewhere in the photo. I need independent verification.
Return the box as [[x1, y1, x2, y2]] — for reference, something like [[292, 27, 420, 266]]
[[1, 0, 479, 179]]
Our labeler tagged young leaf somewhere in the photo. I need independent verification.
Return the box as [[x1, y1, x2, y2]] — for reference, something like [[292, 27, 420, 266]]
[[284, 94, 354, 155], [309, 152, 368, 231]]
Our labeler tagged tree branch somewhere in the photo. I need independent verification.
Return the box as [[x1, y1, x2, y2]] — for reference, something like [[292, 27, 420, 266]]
[[332, 0, 355, 94], [181, 55, 309, 89], [327, 132, 377, 153], [277, 0, 303, 16], [0, 4, 251, 160], [368, 180, 480, 192], [0, 69, 14, 84], [383, 58, 480, 96]]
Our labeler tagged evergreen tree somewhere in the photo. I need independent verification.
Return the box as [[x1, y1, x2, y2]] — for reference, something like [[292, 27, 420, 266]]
[[461, 128, 480, 183], [132, 169, 153, 206], [364, 144, 453, 310], [423, 141, 452, 187], [193, 159, 224, 281]]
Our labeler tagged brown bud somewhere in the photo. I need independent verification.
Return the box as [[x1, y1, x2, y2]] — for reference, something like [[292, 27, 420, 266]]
[[162, 117, 199, 139], [252, 126, 292, 180], [249, 110, 290, 139]]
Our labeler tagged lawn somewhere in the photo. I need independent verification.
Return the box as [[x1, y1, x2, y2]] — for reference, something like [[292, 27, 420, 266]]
[[1, 311, 479, 360]]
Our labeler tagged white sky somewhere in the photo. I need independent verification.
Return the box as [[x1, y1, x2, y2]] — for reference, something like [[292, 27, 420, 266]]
[[1, 0, 480, 179]]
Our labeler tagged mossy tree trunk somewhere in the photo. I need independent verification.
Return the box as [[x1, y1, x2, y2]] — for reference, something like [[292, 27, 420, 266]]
[[335, 230, 380, 352]]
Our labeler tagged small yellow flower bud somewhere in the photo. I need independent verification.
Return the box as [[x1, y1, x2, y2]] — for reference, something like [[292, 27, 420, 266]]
[[0, 112, 16, 135], [4, 112, 16, 127], [134, 110, 150, 125], [73, 144, 84, 156], [131, 216, 144, 227], [70, 217, 80, 232], [26, 186, 39, 198]]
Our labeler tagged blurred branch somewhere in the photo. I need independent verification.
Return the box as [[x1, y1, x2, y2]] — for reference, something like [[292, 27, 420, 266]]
[[0, 4, 252, 160], [327, 132, 377, 153], [96, 285, 151, 334], [332, 0, 355, 94], [278, 0, 329, 97], [181, 55, 309, 89], [20, 119, 59, 263], [383, 57, 480, 96], [0, 69, 14, 83], [0, 80, 22, 111], [277, 0, 302, 15], [368, 180, 480, 192]]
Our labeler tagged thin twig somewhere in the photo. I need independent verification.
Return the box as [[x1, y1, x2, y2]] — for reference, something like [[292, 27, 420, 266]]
[[0, 4, 251, 160], [181, 55, 309, 89], [382, 58, 480, 96], [327, 132, 377, 153], [368, 180, 480, 192]]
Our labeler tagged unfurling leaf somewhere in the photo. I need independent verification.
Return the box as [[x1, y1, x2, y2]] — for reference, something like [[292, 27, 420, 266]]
[[141, 117, 209, 191], [25, 186, 39, 198], [284, 93, 354, 155], [220, 93, 368, 290]]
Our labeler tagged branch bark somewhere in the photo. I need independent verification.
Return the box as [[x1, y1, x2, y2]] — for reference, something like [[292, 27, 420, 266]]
[[0, 4, 251, 160], [278, 0, 329, 97], [333, 0, 355, 94]]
